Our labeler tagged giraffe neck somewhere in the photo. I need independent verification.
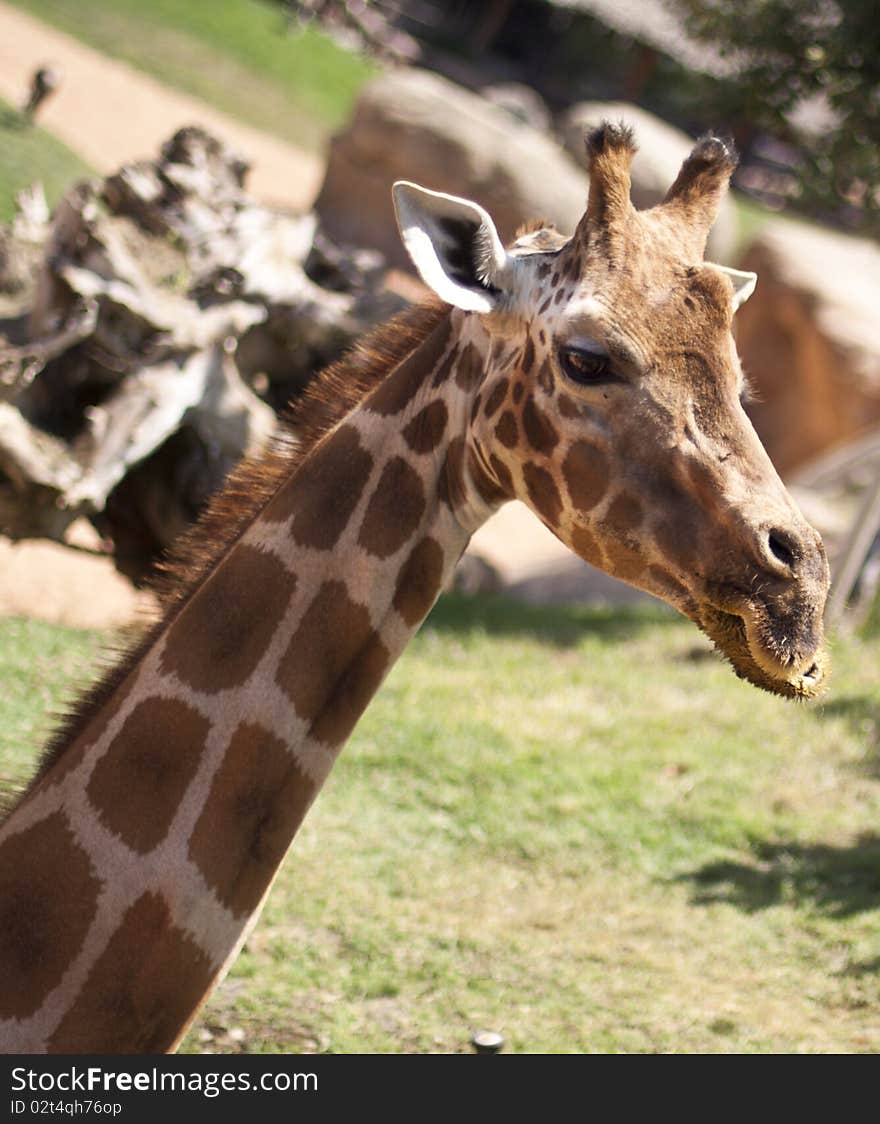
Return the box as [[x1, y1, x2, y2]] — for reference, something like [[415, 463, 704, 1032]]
[[0, 306, 502, 1053]]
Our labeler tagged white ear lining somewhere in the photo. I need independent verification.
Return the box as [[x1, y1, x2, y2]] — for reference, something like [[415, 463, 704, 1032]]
[[400, 225, 496, 313], [713, 264, 758, 311], [392, 180, 512, 313]]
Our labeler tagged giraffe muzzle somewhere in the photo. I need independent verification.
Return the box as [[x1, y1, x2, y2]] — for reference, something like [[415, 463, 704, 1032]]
[[698, 599, 828, 699], [697, 522, 830, 699]]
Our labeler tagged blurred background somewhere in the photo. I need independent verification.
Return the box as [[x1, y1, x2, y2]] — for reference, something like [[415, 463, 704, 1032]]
[[1, 0, 879, 623], [1, 1, 880, 1055]]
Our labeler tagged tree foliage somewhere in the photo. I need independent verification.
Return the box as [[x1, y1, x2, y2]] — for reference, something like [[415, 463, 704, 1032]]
[[677, 0, 880, 234]]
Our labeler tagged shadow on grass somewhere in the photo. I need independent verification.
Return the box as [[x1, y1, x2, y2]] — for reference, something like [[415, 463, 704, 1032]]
[[680, 835, 880, 918], [425, 591, 678, 649], [815, 694, 880, 776]]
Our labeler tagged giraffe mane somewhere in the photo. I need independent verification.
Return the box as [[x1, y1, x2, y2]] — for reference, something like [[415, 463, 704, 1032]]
[[5, 298, 449, 806]]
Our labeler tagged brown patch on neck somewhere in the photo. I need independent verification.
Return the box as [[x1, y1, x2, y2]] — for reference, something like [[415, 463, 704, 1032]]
[[393, 537, 445, 626], [160, 546, 298, 692], [188, 722, 316, 917], [276, 579, 390, 748], [86, 699, 210, 853], [358, 457, 427, 558], [0, 812, 101, 1021], [8, 301, 448, 807], [48, 891, 216, 1053]]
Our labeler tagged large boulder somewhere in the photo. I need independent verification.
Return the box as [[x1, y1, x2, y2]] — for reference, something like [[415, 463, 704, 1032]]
[[735, 219, 880, 475], [315, 69, 589, 269], [559, 101, 736, 261]]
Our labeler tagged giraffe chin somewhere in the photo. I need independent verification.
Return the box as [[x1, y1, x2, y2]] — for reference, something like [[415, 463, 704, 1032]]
[[696, 605, 829, 700]]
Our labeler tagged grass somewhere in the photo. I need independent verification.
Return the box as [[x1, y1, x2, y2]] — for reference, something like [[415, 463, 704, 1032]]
[[0, 97, 93, 222], [2, 597, 879, 1053], [10, 0, 375, 152]]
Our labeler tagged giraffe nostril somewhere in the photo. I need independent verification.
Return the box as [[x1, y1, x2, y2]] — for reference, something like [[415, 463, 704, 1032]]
[[768, 529, 797, 571]]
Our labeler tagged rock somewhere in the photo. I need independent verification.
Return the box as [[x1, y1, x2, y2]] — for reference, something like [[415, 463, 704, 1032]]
[[481, 82, 552, 131], [558, 101, 736, 261], [735, 219, 880, 474], [315, 68, 589, 270]]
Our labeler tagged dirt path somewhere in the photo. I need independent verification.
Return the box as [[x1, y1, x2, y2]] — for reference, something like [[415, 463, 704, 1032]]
[[0, 534, 156, 629], [0, 1, 323, 211]]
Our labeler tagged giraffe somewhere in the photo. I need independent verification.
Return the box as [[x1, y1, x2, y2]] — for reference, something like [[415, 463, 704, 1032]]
[[0, 124, 829, 1053]]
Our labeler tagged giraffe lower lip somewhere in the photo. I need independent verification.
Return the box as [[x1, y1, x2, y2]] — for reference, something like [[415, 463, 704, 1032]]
[[697, 604, 828, 700]]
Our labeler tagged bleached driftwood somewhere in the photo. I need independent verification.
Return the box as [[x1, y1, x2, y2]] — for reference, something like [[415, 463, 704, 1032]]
[[0, 126, 405, 578]]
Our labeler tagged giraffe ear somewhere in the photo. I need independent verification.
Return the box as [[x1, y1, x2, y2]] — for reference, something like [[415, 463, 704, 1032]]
[[392, 181, 512, 313], [714, 264, 757, 312]]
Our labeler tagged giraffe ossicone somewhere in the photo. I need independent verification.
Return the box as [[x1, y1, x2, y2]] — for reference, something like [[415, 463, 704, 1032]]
[[0, 123, 830, 1053]]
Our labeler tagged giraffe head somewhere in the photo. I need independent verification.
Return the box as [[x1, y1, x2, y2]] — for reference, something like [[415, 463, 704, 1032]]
[[393, 123, 830, 699]]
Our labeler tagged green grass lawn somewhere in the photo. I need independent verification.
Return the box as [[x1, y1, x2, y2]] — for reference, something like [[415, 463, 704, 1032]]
[[0, 97, 93, 222], [2, 597, 879, 1054], [10, 0, 375, 152]]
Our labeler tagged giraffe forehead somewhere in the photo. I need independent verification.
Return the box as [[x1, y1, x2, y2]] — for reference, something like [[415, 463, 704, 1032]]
[[550, 266, 734, 366]]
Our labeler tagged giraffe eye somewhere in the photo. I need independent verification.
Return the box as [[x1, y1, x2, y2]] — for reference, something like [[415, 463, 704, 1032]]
[[559, 346, 612, 386]]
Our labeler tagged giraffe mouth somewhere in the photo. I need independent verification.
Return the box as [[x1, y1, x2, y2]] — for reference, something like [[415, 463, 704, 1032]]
[[696, 601, 828, 700]]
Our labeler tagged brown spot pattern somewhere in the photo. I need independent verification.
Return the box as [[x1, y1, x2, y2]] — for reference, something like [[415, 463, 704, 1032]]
[[537, 359, 555, 395], [558, 393, 580, 420], [310, 632, 389, 747], [268, 424, 373, 550], [438, 436, 467, 509], [393, 537, 445, 626], [358, 457, 425, 559], [522, 462, 563, 525], [468, 446, 509, 506], [483, 377, 509, 420], [87, 699, 210, 853], [562, 441, 611, 512], [431, 346, 458, 388], [0, 812, 100, 1020], [602, 539, 646, 583], [48, 892, 216, 1053], [490, 454, 515, 495], [522, 396, 559, 454], [454, 343, 485, 391], [521, 336, 536, 374], [162, 546, 297, 693], [276, 581, 390, 746], [189, 723, 315, 916], [605, 492, 644, 533], [495, 411, 518, 449], [571, 523, 602, 564], [402, 400, 448, 454], [369, 315, 452, 414], [512, 382, 525, 405], [277, 580, 370, 722], [654, 508, 700, 572]]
